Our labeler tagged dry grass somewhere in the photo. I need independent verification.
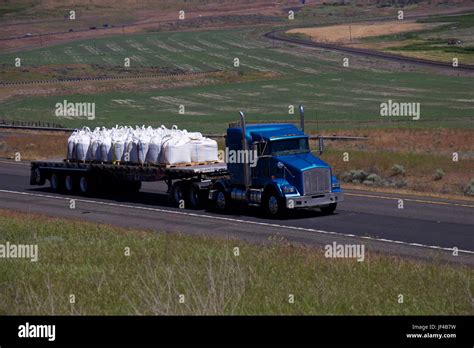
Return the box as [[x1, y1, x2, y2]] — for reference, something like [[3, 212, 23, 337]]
[[287, 20, 440, 44], [0, 129, 67, 160], [318, 128, 474, 157]]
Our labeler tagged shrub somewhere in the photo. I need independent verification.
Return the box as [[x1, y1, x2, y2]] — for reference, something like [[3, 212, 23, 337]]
[[391, 164, 405, 177], [464, 179, 474, 196], [433, 169, 444, 181], [340, 170, 368, 184]]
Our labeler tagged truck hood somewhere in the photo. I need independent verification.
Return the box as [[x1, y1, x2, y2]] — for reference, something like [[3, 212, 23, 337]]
[[273, 152, 330, 194], [274, 152, 330, 172]]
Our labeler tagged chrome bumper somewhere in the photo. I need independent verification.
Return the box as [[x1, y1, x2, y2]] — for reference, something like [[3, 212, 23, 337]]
[[285, 192, 343, 209]]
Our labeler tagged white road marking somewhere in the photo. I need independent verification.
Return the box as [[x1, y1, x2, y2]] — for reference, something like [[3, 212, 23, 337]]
[[0, 189, 472, 256], [346, 192, 474, 208], [0, 160, 30, 166]]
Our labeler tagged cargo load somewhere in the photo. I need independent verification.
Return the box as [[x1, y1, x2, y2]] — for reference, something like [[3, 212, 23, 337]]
[[66, 125, 218, 165]]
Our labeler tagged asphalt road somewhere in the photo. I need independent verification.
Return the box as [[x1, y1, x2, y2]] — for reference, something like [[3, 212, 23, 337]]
[[0, 160, 473, 265]]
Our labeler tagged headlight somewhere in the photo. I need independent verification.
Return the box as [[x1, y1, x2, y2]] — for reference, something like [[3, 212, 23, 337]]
[[281, 185, 296, 194]]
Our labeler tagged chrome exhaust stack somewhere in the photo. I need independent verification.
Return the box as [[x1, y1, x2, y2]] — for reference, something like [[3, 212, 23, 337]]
[[299, 104, 305, 133], [240, 111, 251, 188]]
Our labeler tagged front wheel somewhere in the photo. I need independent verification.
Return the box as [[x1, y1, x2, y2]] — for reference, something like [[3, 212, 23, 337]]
[[320, 203, 337, 215], [263, 190, 286, 218]]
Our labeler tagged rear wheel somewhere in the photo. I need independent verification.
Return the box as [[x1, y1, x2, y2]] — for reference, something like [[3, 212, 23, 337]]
[[170, 181, 187, 207], [79, 176, 95, 195], [50, 173, 62, 192], [64, 175, 76, 192], [216, 187, 230, 211], [188, 184, 204, 209], [320, 203, 337, 215], [31, 168, 45, 185]]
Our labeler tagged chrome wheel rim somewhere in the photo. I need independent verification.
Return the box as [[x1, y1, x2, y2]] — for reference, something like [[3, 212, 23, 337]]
[[79, 177, 88, 193], [51, 174, 59, 190], [65, 176, 73, 191], [173, 186, 183, 203], [268, 196, 279, 215], [216, 191, 226, 210]]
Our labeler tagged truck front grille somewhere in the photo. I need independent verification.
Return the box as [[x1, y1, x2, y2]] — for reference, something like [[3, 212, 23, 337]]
[[303, 168, 331, 195]]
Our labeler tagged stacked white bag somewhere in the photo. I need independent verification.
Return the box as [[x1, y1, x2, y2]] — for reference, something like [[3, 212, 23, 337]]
[[66, 124, 218, 165], [186, 130, 219, 163]]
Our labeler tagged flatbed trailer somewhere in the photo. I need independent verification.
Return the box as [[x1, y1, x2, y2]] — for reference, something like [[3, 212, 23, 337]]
[[30, 160, 229, 208]]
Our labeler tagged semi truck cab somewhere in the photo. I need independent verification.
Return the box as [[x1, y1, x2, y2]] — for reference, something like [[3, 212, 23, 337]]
[[209, 108, 343, 217]]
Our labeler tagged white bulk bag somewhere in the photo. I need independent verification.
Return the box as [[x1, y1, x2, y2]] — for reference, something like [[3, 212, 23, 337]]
[[98, 135, 111, 162], [75, 131, 91, 162], [146, 136, 162, 164], [160, 135, 191, 165], [110, 140, 125, 162], [67, 131, 78, 160], [126, 137, 140, 163], [87, 137, 100, 161], [138, 136, 150, 165], [190, 137, 218, 162]]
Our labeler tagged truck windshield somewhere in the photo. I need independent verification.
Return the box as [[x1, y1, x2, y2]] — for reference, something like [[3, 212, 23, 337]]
[[271, 137, 310, 156]]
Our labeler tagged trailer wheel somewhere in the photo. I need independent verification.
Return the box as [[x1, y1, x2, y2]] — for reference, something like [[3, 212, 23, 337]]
[[320, 203, 337, 215], [64, 175, 76, 192], [50, 173, 63, 192], [79, 176, 95, 195], [263, 189, 286, 218], [31, 168, 45, 185], [170, 181, 186, 208]]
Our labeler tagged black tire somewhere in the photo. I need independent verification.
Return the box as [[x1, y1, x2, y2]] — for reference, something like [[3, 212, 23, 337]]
[[64, 175, 77, 192], [170, 181, 187, 208], [31, 168, 46, 185], [50, 173, 63, 192], [214, 186, 229, 211], [321, 203, 337, 215], [78, 175, 96, 195], [263, 189, 286, 218], [188, 184, 204, 209]]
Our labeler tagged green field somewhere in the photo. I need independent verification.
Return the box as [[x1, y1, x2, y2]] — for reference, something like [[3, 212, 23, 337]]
[[0, 210, 472, 315], [1, 28, 473, 132]]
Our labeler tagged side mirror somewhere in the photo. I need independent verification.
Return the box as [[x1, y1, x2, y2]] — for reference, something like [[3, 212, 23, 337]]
[[318, 136, 324, 155]]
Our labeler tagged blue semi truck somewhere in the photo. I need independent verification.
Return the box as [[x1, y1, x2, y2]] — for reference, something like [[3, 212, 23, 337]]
[[30, 106, 342, 217], [208, 107, 343, 216]]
